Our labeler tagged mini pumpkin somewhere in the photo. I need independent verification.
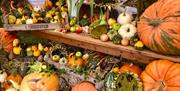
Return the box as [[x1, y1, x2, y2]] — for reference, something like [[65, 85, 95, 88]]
[[118, 24, 137, 40], [117, 12, 133, 25], [71, 81, 97, 91], [3, 73, 23, 90], [68, 53, 84, 68], [0, 28, 17, 53], [20, 72, 59, 91], [119, 64, 142, 76], [141, 60, 180, 91]]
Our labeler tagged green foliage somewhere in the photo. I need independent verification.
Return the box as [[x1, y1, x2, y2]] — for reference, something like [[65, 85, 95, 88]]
[[0, 49, 8, 58], [58, 68, 66, 75], [0, 9, 3, 28], [137, 0, 157, 17], [90, 0, 94, 18], [77, 0, 85, 20], [0, 83, 2, 90], [17, 32, 48, 45], [28, 61, 56, 74], [115, 72, 142, 91]]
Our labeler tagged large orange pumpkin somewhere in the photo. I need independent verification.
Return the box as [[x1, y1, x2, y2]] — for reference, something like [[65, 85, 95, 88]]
[[20, 72, 59, 91], [0, 28, 16, 53], [141, 60, 180, 91], [137, 0, 180, 55], [71, 81, 97, 91]]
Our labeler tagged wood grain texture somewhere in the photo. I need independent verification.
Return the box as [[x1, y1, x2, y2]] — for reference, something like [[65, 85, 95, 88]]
[[30, 31, 180, 64]]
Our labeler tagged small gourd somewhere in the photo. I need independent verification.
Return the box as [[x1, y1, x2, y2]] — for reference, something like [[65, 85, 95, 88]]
[[117, 12, 133, 25], [134, 41, 144, 50], [118, 24, 137, 40], [26, 19, 33, 24], [0, 71, 7, 83]]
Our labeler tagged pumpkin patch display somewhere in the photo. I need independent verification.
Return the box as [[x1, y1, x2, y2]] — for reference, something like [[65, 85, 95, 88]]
[[71, 81, 97, 91], [137, 0, 180, 55], [141, 60, 180, 91], [20, 72, 59, 91]]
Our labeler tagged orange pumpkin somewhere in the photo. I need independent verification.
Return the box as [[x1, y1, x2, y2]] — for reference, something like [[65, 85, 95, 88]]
[[20, 72, 59, 91], [137, 0, 180, 55], [68, 53, 84, 68], [3, 74, 23, 90], [0, 28, 16, 53], [72, 81, 97, 91], [141, 60, 180, 91], [7, 74, 23, 84], [119, 64, 142, 76]]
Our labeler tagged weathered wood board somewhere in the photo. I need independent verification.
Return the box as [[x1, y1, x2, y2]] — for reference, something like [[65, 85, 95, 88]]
[[30, 31, 180, 64]]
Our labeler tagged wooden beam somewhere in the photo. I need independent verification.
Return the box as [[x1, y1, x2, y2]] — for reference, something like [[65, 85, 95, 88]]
[[30, 31, 180, 64]]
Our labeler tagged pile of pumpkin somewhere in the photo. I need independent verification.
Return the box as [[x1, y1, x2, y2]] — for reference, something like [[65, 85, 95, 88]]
[[7, 0, 68, 24], [88, 12, 143, 48], [0, 28, 51, 58], [12, 38, 50, 57], [56, 11, 145, 49], [57, 0, 180, 56], [104, 60, 180, 91], [0, 59, 179, 91]]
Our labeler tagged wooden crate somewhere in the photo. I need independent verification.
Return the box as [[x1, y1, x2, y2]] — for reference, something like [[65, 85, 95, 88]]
[[3, 15, 63, 31], [3, 23, 62, 31]]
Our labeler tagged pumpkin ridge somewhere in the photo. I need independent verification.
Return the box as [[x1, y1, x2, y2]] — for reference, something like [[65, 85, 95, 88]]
[[164, 64, 180, 84], [144, 62, 158, 81], [161, 30, 180, 54], [158, 61, 174, 81]]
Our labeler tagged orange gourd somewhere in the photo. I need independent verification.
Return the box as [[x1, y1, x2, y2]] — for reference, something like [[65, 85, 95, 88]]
[[68, 53, 84, 68], [141, 60, 180, 91], [3, 74, 23, 90], [0, 28, 16, 53], [119, 64, 142, 76], [20, 72, 59, 91], [137, 0, 180, 55], [7, 74, 23, 84], [72, 81, 97, 91]]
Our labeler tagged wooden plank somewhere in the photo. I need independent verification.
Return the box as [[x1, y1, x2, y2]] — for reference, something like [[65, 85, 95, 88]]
[[30, 31, 180, 64], [4, 23, 62, 31]]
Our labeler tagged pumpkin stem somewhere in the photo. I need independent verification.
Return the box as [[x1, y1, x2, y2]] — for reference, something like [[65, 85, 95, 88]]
[[123, 8, 127, 16], [149, 20, 161, 27], [154, 81, 166, 91]]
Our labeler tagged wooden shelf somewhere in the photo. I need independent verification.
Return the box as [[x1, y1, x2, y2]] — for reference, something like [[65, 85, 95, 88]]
[[30, 31, 180, 64]]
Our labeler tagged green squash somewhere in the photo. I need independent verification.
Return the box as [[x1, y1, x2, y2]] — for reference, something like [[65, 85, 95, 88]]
[[90, 25, 108, 39], [104, 72, 116, 91], [107, 29, 118, 40], [112, 34, 122, 44]]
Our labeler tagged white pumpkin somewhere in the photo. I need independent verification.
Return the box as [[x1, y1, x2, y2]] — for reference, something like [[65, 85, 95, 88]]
[[117, 12, 133, 25], [26, 19, 33, 24], [118, 24, 136, 40], [0, 71, 7, 83], [33, 6, 41, 12]]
